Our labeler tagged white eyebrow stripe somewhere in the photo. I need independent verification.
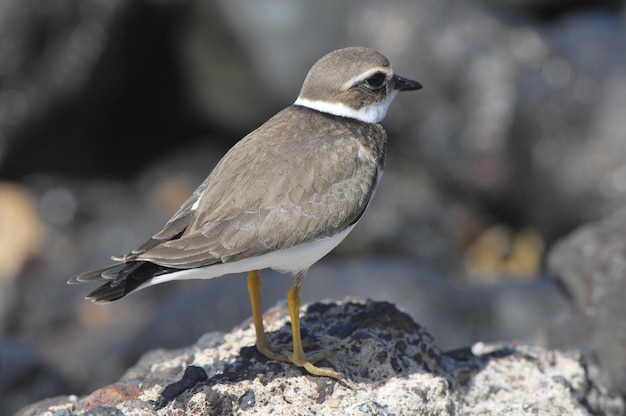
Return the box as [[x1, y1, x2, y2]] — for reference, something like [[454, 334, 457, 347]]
[[341, 67, 394, 90]]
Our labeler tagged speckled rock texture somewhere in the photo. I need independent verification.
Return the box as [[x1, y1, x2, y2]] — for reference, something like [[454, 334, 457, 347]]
[[18, 300, 625, 416], [548, 207, 626, 396]]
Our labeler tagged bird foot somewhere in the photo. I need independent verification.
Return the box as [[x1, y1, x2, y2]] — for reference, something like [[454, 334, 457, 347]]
[[255, 341, 342, 379], [284, 349, 342, 379]]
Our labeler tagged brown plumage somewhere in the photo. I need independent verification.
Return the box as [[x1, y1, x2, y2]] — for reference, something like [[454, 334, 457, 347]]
[[70, 47, 421, 378]]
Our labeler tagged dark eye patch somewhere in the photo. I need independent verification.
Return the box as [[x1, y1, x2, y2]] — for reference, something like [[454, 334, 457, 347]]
[[364, 72, 386, 89]]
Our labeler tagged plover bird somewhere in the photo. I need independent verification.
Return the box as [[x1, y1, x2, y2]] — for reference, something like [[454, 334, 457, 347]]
[[70, 47, 422, 379]]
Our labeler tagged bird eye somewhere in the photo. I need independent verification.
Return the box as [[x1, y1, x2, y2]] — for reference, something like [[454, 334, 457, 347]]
[[364, 72, 386, 89]]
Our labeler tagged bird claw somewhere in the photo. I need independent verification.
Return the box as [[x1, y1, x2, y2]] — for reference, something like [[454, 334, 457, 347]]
[[255, 341, 342, 379]]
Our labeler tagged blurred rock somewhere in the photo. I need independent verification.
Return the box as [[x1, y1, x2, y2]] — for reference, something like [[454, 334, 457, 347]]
[[190, 0, 626, 269], [0, 0, 125, 173], [176, 1, 289, 130], [0, 340, 69, 416], [0, 182, 42, 338], [548, 207, 626, 395], [487, 0, 624, 19], [214, 0, 345, 103], [0, 182, 42, 281], [344, 1, 626, 262], [463, 225, 544, 282], [2, 0, 625, 267], [17, 300, 625, 416], [0, 0, 241, 178]]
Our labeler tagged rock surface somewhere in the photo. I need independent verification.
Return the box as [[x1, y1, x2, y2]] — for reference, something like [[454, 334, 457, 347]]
[[549, 207, 626, 396], [3, 1, 626, 413], [18, 300, 625, 416]]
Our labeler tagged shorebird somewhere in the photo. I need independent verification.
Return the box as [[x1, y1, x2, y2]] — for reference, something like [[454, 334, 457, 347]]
[[70, 47, 422, 378]]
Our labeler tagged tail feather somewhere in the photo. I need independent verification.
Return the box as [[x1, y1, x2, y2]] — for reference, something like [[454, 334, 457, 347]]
[[86, 280, 133, 304], [67, 264, 125, 284], [101, 264, 135, 281], [69, 261, 176, 303]]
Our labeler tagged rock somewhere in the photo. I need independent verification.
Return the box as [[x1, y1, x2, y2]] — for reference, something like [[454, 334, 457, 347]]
[[7, 235, 573, 414], [4, 0, 626, 268], [548, 207, 626, 395], [0, 182, 42, 282], [0, 0, 245, 178], [17, 300, 625, 415], [0, 182, 41, 346], [0, 0, 127, 173], [0, 340, 70, 416], [5, 1, 626, 413], [208, 0, 626, 265]]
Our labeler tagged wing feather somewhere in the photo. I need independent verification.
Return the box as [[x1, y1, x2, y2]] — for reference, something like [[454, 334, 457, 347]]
[[69, 106, 386, 301], [137, 107, 385, 268]]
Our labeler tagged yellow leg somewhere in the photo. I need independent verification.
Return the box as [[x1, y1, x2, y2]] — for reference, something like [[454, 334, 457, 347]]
[[285, 272, 342, 379], [247, 270, 286, 361], [246, 269, 341, 379]]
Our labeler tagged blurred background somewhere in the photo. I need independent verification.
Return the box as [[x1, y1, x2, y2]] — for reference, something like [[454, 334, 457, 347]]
[[1, 0, 626, 413]]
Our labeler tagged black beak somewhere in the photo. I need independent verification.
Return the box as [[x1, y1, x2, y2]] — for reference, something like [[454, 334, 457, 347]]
[[393, 74, 423, 91]]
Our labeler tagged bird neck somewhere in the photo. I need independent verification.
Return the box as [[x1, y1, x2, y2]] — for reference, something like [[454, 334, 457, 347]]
[[293, 92, 396, 124]]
